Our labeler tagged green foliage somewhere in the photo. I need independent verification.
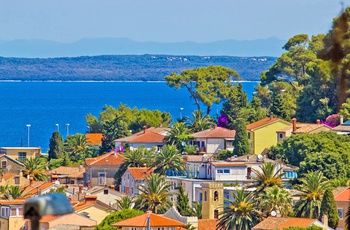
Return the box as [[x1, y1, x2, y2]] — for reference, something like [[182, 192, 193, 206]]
[[339, 98, 350, 121], [346, 205, 350, 230], [0, 185, 26, 199], [22, 157, 48, 181], [116, 196, 134, 211], [250, 162, 284, 194], [137, 173, 172, 214], [85, 113, 102, 133], [189, 110, 214, 132], [48, 158, 63, 170], [319, 189, 339, 229], [64, 133, 88, 162], [217, 189, 261, 230], [48, 131, 64, 160], [165, 122, 192, 150], [49, 186, 66, 195], [165, 66, 240, 114], [283, 226, 322, 230], [193, 201, 202, 219], [214, 150, 233, 160], [282, 34, 309, 51], [95, 209, 144, 230], [294, 171, 331, 219], [232, 118, 250, 156], [258, 185, 292, 217], [183, 144, 197, 155], [176, 184, 194, 216], [100, 114, 129, 154], [152, 145, 185, 175]]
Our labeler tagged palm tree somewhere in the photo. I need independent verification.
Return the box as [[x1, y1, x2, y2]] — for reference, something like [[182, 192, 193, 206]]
[[116, 196, 134, 210], [258, 185, 292, 217], [294, 171, 331, 219], [64, 133, 88, 161], [217, 189, 261, 230], [190, 110, 214, 132], [0, 185, 26, 199], [137, 173, 172, 214], [165, 122, 192, 150], [22, 157, 48, 181], [250, 162, 284, 193], [152, 145, 185, 175]]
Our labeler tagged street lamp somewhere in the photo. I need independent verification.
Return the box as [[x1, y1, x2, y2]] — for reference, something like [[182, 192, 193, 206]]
[[180, 108, 184, 119], [26, 124, 31, 147], [65, 124, 70, 138], [55, 124, 59, 132]]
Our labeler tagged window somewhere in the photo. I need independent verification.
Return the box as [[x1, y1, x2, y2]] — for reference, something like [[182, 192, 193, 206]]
[[18, 207, 23, 216], [247, 132, 250, 139], [1, 207, 10, 217], [17, 152, 27, 161], [223, 169, 230, 174], [279, 133, 283, 139], [70, 180, 74, 184], [338, 208, 344, 219], [10, 208, 16, 217], [98, 172, 106, 185], [214, 191, 219, 201], [214, 209, 219, 219], [131, 187, 133, 195], [204, 191, 207, 201], [14, 176, 20, 185], [199, 192, 202, 201], [1, 161, 6, 169], [104, 189, 108, 195], [217, 169, 223, 174]]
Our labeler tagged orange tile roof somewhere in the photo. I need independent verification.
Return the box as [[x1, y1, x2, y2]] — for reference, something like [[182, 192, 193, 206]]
[[115, 127, 169, 143], [85, 151, 124, 166], [252, 217, 317, 230], [191, 126, 235, 138], [112, 212, 185, 227], [86, 133, 103, 146], [212, 162, 246, 167], [334, 188, 350, 202], [40, 215, 63, 222], [46, 166, 85, 178], [293, 124, 330, 133], [22, 181, 56, 196], [198, 219, 219, 230], [0, 199, 26, 205], [247, 117, 290, 131], [127, 167, 154, 179], [73, 195, 111, 211], [1, 173, 17, 180]]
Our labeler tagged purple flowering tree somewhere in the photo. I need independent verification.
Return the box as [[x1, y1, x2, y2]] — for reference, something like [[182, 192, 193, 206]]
[[217, 113, 229, 128]]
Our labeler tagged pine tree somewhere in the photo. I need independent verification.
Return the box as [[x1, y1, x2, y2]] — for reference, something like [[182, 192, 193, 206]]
[[48, 131, 63, 160], [319, 189, 339, 229], [176, 184, 194, 216], [233, 118, 250, 156]]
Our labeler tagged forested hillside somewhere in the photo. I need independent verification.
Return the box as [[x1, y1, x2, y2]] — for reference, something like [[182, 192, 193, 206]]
[[0, 55, 276, 81]]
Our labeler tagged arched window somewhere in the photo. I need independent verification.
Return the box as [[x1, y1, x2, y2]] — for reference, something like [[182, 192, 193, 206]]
[[214, 191, 219, 201], [204, 191, 207, 201]]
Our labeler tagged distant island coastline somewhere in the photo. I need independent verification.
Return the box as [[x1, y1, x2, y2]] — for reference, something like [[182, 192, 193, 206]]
[[0, 55, 276, 81]]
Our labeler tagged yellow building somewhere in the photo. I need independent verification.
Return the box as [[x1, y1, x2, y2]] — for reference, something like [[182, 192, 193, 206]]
[[246, 115, 290, 154], [201, 182, 223, 220], [0, 147, 41, 161], [0, 199, 26, 230]]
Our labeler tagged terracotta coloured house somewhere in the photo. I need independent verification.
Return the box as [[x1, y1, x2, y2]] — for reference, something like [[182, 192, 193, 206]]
[[112, 211, 186, 230], [120, 167, 154, 196], [188, 125, 236, 154], [84, 151, 124, 187], [246, 115, 290, 154], [114, 126, 170, 151], [333, 187, 350, 230]]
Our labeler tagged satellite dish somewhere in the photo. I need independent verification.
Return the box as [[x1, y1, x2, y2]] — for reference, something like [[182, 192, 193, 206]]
[[271, 210, 277, 217], [257, 154, 263, 161]]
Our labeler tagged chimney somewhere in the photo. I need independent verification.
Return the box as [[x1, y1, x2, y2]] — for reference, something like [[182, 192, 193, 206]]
[[270, 112, 273, 120], [84, 195, 97, 202], [340, 115, 344, 124], [322, 214, 328, 229], [110, 185, 115, 190], [316, 119, 320, 124], [143, 126, 147, 134], [292, 118, 297, 132]]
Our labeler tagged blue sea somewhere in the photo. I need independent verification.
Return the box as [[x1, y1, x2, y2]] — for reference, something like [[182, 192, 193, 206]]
[[0, 81, 258, 151]]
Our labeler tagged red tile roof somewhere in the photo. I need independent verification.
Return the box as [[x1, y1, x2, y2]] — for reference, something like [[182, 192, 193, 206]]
[[40, 215, 63, 222], [86, 133, 103, 146], [22, 181, 57, 196], [112, 212, 185, 227], [191, 126, 235, 138], [334, 188, 350, 202], [0, 199, 26, 205], [252, 217, 317, 230], [198, 219, 219, 230], [46, 166, 85, 178], [247, 117, 290, 131], [85, 151, 124, 166], [212, 162, 246, 167], [293, 124, 331, 133], [127, 167, 154, 179], [115, 127, 169, 143]]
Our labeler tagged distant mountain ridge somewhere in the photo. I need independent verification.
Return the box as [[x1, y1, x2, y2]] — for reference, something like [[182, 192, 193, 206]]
[[0, 37, 286, 58]]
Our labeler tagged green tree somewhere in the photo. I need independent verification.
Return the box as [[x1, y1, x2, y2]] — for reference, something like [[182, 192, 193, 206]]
[[64, 133, 88, 162], [176, 184, 194, 216], [95, 209, 144, 230], [49, 186, 66, 195], [319, 189, 339, 229], [217, 189, 261, 230], [294, 171, 331, 219], [232, 118, 250, 156], [165, 66, 240, 115], [339, 98, 350, 121], [258, 185, 292, 217], [189, 110, 214, 132], [0, 185, 26, 199], [250, 162, 284, 194], [165, 122, 192, 151], [152, 145, 185, 175], [100, 115, 129, 154], [193, 201, 202, 219], [48, 131, 64, 160], [346, 205, 350, 230], [137, 173, 172, 214], [85, 113, 102, 133], [116, 196, 134, 211], [282, 34, 309, 51], [22, 157, 48, 181]]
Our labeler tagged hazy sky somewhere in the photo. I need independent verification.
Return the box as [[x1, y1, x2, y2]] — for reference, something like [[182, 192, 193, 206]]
[[0, 0, 348, 43]]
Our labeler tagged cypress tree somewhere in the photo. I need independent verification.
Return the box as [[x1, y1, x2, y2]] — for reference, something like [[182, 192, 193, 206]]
[[48, 131, 63, 160], [176, 184, 194, 216], [233, 118, 250, 156], [320, 189, 339, 229]]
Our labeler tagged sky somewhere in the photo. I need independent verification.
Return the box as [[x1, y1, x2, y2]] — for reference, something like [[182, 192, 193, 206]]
[[0, 0, 348, 43]]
